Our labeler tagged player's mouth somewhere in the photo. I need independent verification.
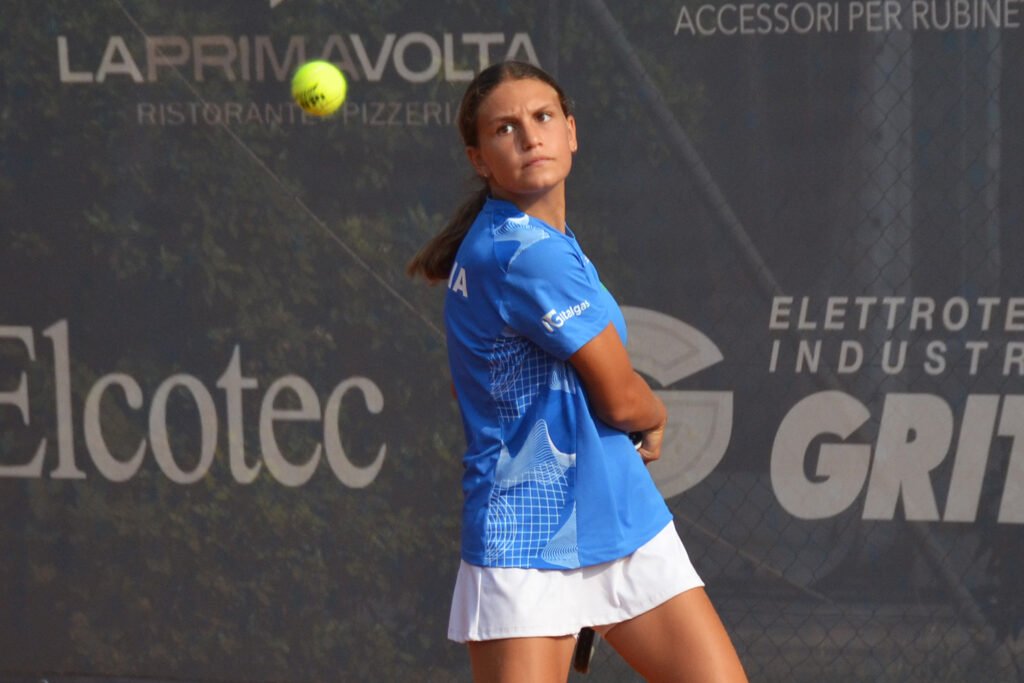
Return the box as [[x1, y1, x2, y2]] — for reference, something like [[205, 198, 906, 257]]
[[522, 156, 554, 168]]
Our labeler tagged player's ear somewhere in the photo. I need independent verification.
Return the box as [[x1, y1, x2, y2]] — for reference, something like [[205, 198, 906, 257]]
[[466, 146, 490, 179], [566, 115, 578, 153]]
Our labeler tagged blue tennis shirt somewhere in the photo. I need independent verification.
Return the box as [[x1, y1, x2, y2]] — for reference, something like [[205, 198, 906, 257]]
[[444, 197, 672, 569]]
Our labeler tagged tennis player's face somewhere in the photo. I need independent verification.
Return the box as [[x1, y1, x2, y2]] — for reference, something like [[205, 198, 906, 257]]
[[468, 78, 578, 206]]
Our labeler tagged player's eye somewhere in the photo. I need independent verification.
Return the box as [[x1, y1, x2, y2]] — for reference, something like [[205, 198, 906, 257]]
[[536, 111, 553, 123], [496, 123, 514, 135]]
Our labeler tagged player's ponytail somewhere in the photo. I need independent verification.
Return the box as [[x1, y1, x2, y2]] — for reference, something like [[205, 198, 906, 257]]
[[406, 60, 572, 283], [406, 185, 488, 282]]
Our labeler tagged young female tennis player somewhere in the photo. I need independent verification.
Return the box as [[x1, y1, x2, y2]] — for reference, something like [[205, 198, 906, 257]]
[[408, 61, 747, 683]]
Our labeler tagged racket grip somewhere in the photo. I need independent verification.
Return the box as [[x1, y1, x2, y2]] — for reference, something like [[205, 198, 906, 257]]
[[573, 627, 598, 673], [629, 431, 643, 449]]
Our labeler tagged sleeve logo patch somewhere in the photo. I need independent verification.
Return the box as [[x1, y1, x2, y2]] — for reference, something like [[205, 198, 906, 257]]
[[541, 300, 591, 333]]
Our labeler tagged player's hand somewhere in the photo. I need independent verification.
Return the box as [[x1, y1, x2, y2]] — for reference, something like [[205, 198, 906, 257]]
[[637, 423, 665, 465]]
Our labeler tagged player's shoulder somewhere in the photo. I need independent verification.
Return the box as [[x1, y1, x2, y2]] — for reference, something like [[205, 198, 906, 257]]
[[488, 218, 578, 278], [482, 199, 541, 238]]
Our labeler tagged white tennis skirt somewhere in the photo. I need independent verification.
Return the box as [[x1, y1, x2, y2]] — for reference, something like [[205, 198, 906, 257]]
[[447, 521, 703, 642]]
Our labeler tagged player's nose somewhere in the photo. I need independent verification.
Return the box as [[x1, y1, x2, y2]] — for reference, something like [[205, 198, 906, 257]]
[[520, 121, 542, 149]]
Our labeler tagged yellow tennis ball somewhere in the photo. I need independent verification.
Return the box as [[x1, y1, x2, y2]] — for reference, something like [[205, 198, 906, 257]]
[[291, 61, 347, 117]]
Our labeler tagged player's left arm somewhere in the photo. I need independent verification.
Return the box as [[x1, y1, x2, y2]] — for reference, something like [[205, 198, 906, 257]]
[[569, 323, 666, 463], [501, 237, 664, 460]]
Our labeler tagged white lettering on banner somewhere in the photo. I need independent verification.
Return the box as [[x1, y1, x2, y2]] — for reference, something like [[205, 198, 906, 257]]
[[150, 374, 218, 484], [47, 321, 84, 478], [771, 391, 871, 520], [771, 337, 1024, 376], [58, 32, 539, 85], [217, 346, 261, 484], [260, 375, 322, 487], [84, 373, 146, 482], [771, 392, 1024, 523], [0, 321, 386, 488], [323, 378, 386, 488], [339, 100, 457, 127], [767, 295, 1024, 377], [674, 0, 1023, 36], [0, 325, 46, 477], [770, 296, 1024, 333], [848, 0, 905, 30], [135, 99, 459, 128], [911, 0, 1022, 30], [768, 291, 1024, 524], [676, 2, 843, 36]]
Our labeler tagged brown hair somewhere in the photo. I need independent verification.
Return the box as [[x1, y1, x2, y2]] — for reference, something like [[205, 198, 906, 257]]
[[406, 61, 574, 282]]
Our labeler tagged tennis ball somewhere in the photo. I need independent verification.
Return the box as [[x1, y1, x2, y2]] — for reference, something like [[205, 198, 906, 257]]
[[291, 61, 347, 117]]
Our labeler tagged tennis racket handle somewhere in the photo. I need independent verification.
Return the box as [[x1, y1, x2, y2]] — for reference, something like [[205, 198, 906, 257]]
[[573, 627, 598, 673]]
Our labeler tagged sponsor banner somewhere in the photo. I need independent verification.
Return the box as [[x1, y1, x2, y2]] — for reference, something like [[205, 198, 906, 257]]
[[56, 31, 539, 127], [1, 322, 386, 487], [675, 0, 1024, 36]]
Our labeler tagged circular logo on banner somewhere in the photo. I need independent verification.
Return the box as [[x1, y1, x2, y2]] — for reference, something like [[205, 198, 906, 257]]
[[622, 306, 733, 499]]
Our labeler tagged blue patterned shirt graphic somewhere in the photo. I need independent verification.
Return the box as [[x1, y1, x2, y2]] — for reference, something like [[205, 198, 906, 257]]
[[445, 198, 672, 570]]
